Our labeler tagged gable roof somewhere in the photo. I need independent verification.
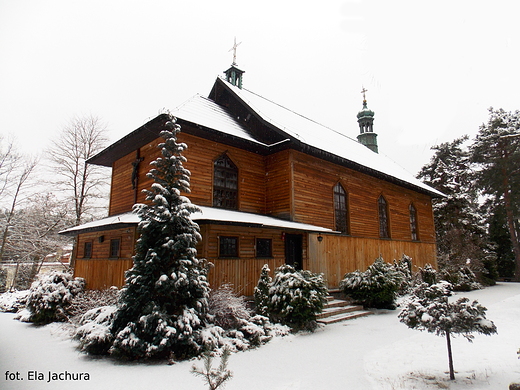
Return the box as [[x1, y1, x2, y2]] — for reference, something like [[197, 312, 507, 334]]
[[207, 77, 444, 197], [87, 76, 443, 198]]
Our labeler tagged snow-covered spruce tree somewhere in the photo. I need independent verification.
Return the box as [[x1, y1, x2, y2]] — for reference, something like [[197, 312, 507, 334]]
[[254, 264, 271, 316], [268, 265, 327, 331], [417, 136, 491, 275], [340, 257, 405, 309], [399, 281, 497, 380], [110, 116, 210, 360], [470, 108, 520, 280]]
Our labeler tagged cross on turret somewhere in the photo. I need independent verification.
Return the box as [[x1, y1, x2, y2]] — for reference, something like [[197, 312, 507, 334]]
[[229, 37, 241, 65], [361, 86, 368, 102], [224, 38, 245, 89]]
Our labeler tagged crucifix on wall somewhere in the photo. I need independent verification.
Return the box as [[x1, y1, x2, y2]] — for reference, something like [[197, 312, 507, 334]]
[[131, 150, 144, 202]]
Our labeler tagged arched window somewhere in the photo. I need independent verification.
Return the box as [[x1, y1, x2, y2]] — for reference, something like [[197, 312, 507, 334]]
[[213, 154, 238, 209], [378, 195, 390, 238], [334, 183, 349, 234], [409, 203, 419, 241]]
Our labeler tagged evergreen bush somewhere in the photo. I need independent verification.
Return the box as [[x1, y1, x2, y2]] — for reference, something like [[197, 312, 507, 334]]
[[440, 265, 482, 291], [419, 263, 438, 285], [75, 306, 117, 355], [268, 264, 328, 331], [23, 271, 85, 324], [253, 264, 271, 317], [340, 257, 404, 309]]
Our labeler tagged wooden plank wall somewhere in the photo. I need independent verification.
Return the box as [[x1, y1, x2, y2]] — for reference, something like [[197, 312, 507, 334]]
[[265, 150, 292, 220], [108, 130, 269, 217], [290, 150, 436, 243], [73, 227, 136, 290], [308, 234, 437, 289], [200, 225, 305, 296]]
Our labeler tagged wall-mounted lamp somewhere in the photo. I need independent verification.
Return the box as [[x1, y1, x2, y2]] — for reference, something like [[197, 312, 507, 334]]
[[98, 235, 105, 243], [317, 234, 323, 242]]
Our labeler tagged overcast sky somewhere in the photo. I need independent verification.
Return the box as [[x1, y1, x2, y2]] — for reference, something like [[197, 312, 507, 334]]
[[1, 0, 519, 177]]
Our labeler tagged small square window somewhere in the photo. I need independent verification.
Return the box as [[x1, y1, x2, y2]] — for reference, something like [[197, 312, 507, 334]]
[[84, 241, 92, 258], [219, 236, 238, 258], [110, 239, 121, 258], [256, 238, 272, 258]]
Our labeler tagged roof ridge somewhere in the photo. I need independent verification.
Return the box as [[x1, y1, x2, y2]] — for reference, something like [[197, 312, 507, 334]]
[[222, 77, 359, 144]]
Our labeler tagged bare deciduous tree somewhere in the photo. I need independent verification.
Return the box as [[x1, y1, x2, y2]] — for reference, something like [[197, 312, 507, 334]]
[[0, 135, 23, 202], [47, 115, 110, 225], [0, 154, 38, 261]]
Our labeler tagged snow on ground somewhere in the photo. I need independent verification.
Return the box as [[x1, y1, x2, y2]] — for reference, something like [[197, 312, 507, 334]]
[[1, 283, 519, 390]]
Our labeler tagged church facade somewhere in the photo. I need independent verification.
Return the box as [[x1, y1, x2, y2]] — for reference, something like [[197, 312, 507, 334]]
[[61, 65, 442, 295]]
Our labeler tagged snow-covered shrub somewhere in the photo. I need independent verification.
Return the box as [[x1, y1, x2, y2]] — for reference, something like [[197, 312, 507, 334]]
[[418, 263, 438, 285], [74, 305, 117, 355], [440, 265, 482, 291], [68, 287, 120, 324], [254, 264, 271, 316], [393, 255, 413, 294], [340, 257, 404, 309], [399, 281, 497, 380], [200, 315, 289, 353], [202, 284, 289, 352], [268, 264, 328, 331], [0, 289, 29, 312], [209, 284, 252, 330], [23, 271, 85, 324]]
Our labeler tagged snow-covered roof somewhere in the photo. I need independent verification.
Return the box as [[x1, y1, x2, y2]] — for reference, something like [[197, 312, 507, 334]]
[[59, 206, 336, 236], [215, 78, 444, 197], [171, 94, 269, 146]]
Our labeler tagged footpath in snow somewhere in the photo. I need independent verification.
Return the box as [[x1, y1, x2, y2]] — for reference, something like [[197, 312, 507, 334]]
[[1, 282, 519, 390]]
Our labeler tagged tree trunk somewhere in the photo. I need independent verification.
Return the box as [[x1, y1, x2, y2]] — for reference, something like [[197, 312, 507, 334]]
[[446, 331, 455, 380], [502, 165, 520, 281]]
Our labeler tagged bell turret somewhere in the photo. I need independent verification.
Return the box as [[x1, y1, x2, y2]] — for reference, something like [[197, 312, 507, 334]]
[[356, 87, 378, 153], [224, 38, 244, 89]]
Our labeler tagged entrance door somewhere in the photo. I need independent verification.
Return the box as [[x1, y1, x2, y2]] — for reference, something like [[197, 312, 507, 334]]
[[285, 234, 303, 270]]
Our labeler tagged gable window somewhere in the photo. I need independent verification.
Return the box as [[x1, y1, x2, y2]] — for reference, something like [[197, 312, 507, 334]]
[[109, 238, 121, 258], [409, 204, 419, 241], [219, 236, 239, 258], [256, 238, 272, 258], [84, 241, 93, 258], [213, 154, 238, 210], [333, 183, 349, 234], [378, 195, 390, 238]]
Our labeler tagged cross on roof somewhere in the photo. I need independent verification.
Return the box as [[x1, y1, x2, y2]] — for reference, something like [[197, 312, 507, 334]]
[[361, 86, 368, 101], [229, 37, 241, 65]]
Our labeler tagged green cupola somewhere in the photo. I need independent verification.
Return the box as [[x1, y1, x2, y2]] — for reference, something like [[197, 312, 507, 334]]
[[224, 38, 244, 89], [356, 88, 378, 153]]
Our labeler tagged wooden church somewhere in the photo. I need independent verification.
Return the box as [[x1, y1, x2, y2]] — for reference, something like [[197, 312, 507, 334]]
[[61, 61, 443, 295]]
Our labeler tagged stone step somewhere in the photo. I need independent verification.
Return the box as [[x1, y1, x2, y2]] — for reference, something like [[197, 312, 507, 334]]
[[317, 303, 365, 319], [323, 299, 356, 309], [317, 310, 373, 325]]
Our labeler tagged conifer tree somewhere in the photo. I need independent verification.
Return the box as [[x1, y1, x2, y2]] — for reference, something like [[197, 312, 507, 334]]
[[110, 115, 210, 360], [399, 282, 497, 380], [417, 136, 490, 270], [470, 108, 520, 280], [254, 264, 272, 317]]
